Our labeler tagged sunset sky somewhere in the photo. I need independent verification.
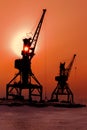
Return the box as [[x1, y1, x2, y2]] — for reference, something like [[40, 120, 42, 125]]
[[0, 0, 87, 103]]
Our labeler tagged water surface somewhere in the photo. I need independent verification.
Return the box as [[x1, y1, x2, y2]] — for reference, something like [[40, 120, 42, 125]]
[[0, 106, 87, 130]]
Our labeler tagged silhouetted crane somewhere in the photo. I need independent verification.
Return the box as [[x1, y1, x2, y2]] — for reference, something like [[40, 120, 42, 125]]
[[6, 9, 46, 102], [51, 54, 76, 103]]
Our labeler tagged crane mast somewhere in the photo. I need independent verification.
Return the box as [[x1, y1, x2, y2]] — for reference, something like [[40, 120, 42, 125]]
[[51, 54, 76, 103], [6, 9, 46, 102]]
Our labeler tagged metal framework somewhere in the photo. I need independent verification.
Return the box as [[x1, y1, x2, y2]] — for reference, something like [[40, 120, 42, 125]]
[[51, 54, 76, 103], [6, 9, 46, 102]]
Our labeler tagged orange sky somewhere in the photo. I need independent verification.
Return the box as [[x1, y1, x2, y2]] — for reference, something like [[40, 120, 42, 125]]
[[0, 0, 87, 103]]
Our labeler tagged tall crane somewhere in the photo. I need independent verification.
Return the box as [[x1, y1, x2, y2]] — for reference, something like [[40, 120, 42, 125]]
[[6, 9, 46, 102], [51, 54, 76, 103]]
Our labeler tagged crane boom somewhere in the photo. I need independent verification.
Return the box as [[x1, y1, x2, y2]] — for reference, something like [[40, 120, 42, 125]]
[[65, 54, 76, 79], [30, 9, 46, 60]]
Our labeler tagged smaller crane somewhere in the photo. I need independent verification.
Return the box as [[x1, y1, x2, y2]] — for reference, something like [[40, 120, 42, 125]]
[[51, 54, 76, 103]]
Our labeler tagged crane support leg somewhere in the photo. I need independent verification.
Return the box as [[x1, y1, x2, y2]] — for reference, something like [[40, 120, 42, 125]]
[[51, 83, 74, 103]]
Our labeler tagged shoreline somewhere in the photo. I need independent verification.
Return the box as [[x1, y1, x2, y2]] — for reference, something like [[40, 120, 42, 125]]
[[0, 99, 86, 108]]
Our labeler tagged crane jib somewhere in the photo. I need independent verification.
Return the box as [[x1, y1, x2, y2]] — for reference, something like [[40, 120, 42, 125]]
[[30, 9, 47, 59]]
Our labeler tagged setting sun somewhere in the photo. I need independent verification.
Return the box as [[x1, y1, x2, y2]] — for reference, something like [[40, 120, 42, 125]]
[[10, 29, 40, 57], [10, 30, 33, 57]]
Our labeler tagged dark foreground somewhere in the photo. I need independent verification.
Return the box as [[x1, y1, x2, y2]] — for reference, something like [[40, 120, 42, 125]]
[[0, 99, 86, 108]]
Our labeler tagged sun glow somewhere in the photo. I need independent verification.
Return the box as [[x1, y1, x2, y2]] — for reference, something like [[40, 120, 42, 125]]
[[11, 30, 32, 57], [24, 46, 29, 52], [10, 29, 42, 58]]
